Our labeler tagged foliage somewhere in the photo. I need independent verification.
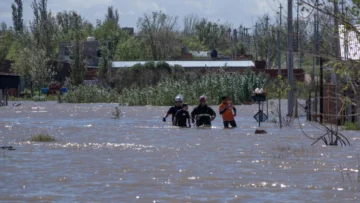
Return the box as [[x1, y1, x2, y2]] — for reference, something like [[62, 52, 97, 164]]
[[62, 85, 120, 103], [343, 122, 360, 131], [94, 8, 125, 85], [194, 18, 229, 50], [32, 95, 46, 101], [30, 134, 55, 142], [296, 81, 311, 100], [112, 61, 185, 92], [182, 35, 208, 51], [120, 69, 268, 106], [68, 12, 87, 86], [30, 0, 58, 60], [0, 23, 13, 60], [11, 0, 23, 32], [266, 75, 291, 99], [137, 11, 180, 60], [114, 34, 144, 60]]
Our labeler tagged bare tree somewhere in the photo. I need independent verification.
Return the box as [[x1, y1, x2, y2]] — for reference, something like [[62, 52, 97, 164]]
[[137, 11, 180, 60]]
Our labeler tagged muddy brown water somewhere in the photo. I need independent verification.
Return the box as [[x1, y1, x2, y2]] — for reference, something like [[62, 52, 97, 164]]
[[0, 101, 359, 203]]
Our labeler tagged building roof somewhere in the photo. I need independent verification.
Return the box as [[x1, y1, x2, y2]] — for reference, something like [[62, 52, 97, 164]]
[[112, 60, 255, 68]]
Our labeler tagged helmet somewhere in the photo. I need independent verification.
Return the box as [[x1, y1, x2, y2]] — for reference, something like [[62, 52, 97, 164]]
[[199, 95, 206, 102], [175, 94, 183, 102]]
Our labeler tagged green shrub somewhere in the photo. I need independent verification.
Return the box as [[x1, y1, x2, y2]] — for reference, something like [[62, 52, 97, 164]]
[[112, 61, 185, 92], [30, 134, 56, 142], [62, 85, 120, 103], [32, 96, 46, 101], [343, 122, 360, 130]]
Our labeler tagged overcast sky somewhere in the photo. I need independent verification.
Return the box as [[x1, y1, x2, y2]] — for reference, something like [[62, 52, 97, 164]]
[[1, 0, 288, 30]]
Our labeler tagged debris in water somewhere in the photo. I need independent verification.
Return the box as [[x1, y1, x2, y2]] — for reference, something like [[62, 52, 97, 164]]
[[255, 129, 267, 134]]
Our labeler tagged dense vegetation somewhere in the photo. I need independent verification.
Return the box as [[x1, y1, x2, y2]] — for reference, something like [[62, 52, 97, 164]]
[[120, 70, 268, 106]]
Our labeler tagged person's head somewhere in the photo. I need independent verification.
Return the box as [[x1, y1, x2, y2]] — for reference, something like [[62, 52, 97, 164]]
[[199, 95, 206, 106], [175, 96, 183, 106], [182, 103, 188, 111], [221, 96, 229, 104]]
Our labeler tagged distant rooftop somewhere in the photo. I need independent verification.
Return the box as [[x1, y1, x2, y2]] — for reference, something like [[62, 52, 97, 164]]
[[112, 60, 255, 68]]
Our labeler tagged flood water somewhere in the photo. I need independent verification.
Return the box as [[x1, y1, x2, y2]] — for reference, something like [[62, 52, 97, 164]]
[[0, 101, 359, 203]]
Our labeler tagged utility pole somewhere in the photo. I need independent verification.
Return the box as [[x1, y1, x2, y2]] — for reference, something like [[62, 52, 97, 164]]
[[287, 0, 295, 116], [280, 4, 283, 26], [277, 4, 282, 75], [244, 27, 251, 55], [297, 0, 302, 69], [277, 4, 283, 128], [266, 15, 271, 69], [255, 23, 259, 59], [334, 0, 340, 132]]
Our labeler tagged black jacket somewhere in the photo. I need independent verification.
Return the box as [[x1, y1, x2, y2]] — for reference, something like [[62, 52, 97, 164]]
[[191, 105, 216, 126]]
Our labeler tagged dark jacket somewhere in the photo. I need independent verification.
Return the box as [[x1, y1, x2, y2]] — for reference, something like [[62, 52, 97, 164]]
[[191, 104, 216, 126]]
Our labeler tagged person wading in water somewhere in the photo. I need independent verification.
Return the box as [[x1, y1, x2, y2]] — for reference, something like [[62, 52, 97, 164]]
[[191, 95, 216, 127], [173, 104, 191, 128], [163, 95, 183, 125], [219, 96, 237, 128]]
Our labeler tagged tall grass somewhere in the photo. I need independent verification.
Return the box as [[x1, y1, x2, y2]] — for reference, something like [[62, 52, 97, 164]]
[[120, 70, 269, 105], [62, 85, 120, 103]]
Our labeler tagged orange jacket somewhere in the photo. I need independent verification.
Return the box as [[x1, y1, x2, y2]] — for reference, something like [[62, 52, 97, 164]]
[[219, 102, 235, 121]]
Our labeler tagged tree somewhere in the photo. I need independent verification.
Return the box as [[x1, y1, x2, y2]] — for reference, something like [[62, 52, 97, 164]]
[[194, 18, 229, 50], [296, 0, 360, 144], [0, 22, 13, 61], [183, 14, 199, 36], [106, 6, 119, 24], [137, 11, 180, 60], [94, 6, 124, 85], [31, 0, 58, 60], [115, 35, 144, 60], [12, 0, 23, 32], [68, 12, 87, 86]]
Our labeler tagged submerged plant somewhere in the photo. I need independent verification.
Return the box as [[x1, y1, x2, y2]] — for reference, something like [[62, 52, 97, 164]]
[[112, 105, 121, 119], [30, 134, 56, 142]]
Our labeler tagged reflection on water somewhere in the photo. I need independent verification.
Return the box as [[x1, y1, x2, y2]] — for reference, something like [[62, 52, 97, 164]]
[[0, 101, 359, 202]]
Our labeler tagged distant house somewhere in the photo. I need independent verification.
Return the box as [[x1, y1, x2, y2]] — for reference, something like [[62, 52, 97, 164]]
[[0, 60, 20, 98], [58, 36, 100, 67], [122, 27, 134, 36]]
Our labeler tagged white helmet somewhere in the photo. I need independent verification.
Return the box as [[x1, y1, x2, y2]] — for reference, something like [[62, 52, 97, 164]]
[[198, 95, 207, 102], [175, 94, 183, 102]]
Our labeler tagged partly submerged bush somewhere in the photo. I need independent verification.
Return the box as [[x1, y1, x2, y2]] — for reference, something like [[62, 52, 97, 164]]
[[62, 85, 120, 103], [30, 134, 55, 142], [111, 105, 121, 119], [343, 122, 360, 130], [32, 96, 46, 101], [120, 70, 269, 105]]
